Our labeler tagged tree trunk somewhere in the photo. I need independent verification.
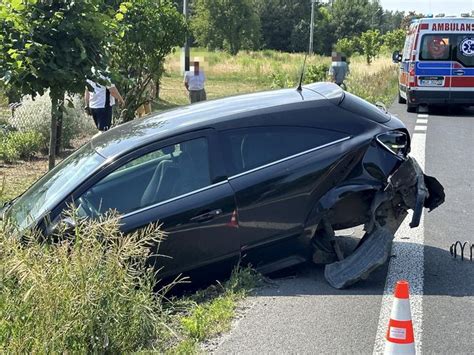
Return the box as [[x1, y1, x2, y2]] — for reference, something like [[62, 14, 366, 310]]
[[49, 90, 64, 170], [55, 113, 63, 155]]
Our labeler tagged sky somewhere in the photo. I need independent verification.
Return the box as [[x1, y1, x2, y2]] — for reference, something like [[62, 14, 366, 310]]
[[379, 0, 473, 16]]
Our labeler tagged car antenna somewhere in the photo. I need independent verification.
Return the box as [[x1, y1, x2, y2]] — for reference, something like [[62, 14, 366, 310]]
[[296, 53, 308, 92]]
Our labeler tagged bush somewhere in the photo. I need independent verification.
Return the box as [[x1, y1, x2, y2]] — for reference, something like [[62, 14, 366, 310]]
[[270, 71, 295, 89], [0, 131, 44, 163], [305, 63, 330, 83], [0, 211, 173, 353], [8, 93, 96, 150], [360, 30, 382, 65], [382, 29, 406, 52], [334, 37, 362, 58]]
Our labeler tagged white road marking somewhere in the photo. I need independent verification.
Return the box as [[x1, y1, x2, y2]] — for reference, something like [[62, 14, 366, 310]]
[[417, 114, 429, 118], [414, 125, 427, 131], [416, 119, 428, 124], [373, 129, 426, 354]]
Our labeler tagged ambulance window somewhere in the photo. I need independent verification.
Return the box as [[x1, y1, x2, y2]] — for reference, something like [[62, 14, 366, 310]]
[[420, 35, 451, 61], [454, 35, 474, 67]]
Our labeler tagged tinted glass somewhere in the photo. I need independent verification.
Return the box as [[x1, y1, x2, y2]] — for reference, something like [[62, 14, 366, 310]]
[[7, 143, 105, 229], [76, 137, 211, 217], [420, 35, 451, 61], [223, 126, 346, 176], [453, 35, 474, 67]]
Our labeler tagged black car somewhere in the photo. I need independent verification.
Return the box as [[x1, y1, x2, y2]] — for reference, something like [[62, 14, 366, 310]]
[[1, 83, 444, 289]]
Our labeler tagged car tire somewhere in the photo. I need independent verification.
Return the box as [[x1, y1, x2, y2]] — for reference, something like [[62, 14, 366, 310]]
[[398, 92, 406, 104], [407, 104, 417, 113]]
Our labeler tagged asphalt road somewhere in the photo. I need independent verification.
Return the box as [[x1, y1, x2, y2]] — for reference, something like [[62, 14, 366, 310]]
[[211, 102, 474, 354]]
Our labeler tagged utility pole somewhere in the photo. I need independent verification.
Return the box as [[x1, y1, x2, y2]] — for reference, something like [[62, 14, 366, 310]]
[[181, 0, 190, 73], [309, 0, 317, 55]]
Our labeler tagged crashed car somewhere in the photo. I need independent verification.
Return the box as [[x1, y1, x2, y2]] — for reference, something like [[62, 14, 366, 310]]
[[0, 83, 444, 288]]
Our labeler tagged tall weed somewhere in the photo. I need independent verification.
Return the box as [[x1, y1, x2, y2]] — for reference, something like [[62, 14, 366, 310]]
[[0, 211, 173, 353]]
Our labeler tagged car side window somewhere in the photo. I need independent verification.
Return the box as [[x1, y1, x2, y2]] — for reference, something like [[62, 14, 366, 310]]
[[222, 126, 347, 176], [76, 137, 211, 217]]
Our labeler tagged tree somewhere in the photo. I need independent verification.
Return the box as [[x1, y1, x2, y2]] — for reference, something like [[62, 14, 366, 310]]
[[382, 29, 406, 52], [400, 11, 425, 30], [329, 0, 374, 40], [379, 10, 405, 33], [360, 29, 382, 64], [256, 0, 306, 52], [0, 0, 112, 169], [191, 0, 261, 55], [334, 37, 362, 57], [110, 0, 186, 122]]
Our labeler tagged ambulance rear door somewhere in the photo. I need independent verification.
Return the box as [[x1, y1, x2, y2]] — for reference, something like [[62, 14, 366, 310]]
[[417, 32, 452, 102], [451, 33, 474, 102]]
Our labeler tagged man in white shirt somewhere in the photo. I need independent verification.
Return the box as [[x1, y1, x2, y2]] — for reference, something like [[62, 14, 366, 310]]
[[184, 61, 207, 103], [85, 77, 124, 131]]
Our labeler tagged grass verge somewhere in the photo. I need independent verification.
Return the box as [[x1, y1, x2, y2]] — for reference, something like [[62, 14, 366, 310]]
[[0, 208, 260, 353], [171, 267, 261, 352]]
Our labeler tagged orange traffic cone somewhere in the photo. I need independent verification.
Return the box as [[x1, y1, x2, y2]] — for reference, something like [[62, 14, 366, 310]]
[[384, 280, 416, 354]]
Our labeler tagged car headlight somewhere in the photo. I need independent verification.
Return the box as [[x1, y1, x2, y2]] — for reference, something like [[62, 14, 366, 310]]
[[376, 131, 409, 158]]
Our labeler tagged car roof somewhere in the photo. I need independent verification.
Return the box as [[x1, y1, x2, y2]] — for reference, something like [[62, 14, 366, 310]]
[[91, 83, 344, 158]]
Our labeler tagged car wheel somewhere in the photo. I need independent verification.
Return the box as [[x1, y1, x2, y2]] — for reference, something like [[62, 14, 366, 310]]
[[398, 92, 406, 104], [407, 104, 417, 113]]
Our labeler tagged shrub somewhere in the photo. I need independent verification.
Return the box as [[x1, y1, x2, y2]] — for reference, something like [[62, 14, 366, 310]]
[[8, 93, 96, 150], [305, 63, 330, 83], [382, 29, 406, 52], [334, 37, 361, 57], [360, 30, 383, 65], [0, 131, 44, 163], [270, 71, 295, 89], [0, 211, 173, 353]]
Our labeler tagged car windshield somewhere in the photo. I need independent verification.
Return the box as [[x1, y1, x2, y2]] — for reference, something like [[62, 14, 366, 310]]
[[7, 143, 105, 230]]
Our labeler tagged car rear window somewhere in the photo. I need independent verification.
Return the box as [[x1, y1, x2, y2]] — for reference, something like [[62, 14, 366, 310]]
[[420, 35, 451, 61], [222, 126, 347, 176]]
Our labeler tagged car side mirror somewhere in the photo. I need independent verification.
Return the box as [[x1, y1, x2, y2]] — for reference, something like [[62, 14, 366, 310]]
[[45, 216, 76, 237], [392, 51, 402, 63]]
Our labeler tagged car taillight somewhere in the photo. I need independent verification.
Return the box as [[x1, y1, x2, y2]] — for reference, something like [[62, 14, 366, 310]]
[[376, 131, 409, 158], [408, 63, 416, 85]]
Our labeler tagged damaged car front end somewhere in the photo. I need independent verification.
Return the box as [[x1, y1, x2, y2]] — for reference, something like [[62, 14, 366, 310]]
[[309, 130, 444, 289]]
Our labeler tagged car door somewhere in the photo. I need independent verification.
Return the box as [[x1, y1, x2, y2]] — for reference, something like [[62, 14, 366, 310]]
[[451, 33, 474, 102], [219, 125, 350, 271], [418, 34, 452, 96], [72, 130, 240, 282]]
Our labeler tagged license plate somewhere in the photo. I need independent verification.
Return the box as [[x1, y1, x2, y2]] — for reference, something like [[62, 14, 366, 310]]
[[419, 78, 444, 86]]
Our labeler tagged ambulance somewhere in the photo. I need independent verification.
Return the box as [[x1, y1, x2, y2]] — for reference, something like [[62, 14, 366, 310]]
[[393, 16, 474, 112]]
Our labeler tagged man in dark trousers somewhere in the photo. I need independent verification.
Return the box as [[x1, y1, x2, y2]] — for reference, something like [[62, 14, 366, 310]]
[[85, 77, 124, 132], [184, 60, 207, 103]]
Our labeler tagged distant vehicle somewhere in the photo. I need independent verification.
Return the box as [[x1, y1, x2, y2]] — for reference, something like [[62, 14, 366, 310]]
[[0, 83, 445, 289], [393, 16, 474, 112]]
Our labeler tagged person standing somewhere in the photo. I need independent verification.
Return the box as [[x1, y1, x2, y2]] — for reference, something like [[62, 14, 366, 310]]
[[85, 77, 124, 132], [329, 52, 349, 88], [184, 60, 207, 104]]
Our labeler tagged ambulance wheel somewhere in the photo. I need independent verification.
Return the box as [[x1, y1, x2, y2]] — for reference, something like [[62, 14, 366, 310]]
[[407, 104, 417, 113], [398, 92, 406, 104]]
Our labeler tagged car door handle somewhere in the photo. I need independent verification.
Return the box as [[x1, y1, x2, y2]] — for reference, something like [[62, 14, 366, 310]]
[[190, 209, 222, 223], [454, 69, 465, 76]]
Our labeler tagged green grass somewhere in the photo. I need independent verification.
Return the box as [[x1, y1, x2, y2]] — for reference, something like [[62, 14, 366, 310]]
[[0, 206, 260, 353], [171, 267, 261, 352], [160, 48, 397, 108]]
